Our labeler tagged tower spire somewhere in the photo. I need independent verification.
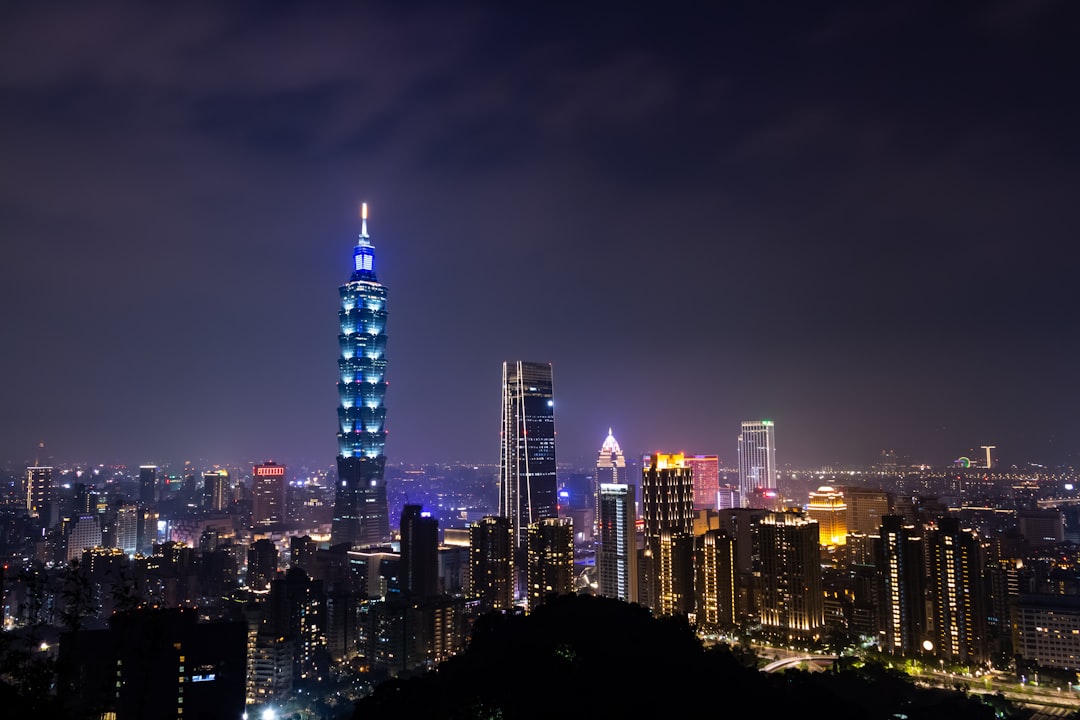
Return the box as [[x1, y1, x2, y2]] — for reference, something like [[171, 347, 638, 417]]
[[361, 202, 369, 239]]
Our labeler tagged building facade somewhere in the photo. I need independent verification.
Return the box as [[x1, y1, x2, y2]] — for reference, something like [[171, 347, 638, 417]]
[[737, 420, 777, 506], [252, 462, 286, 525], [525, 517, 575, 612], [685, 454, 720, 511], [596, 482, 638, 604], [640, 453, 695, 616], [138, 465, 157, 506], [26, 465, 53, 517], [874, 514, 927, 656], [400, 504, 440, 598], [332, 203, 391, 548], [595, 429, 629, 531], [499, 359, 558, 595], [695, 528, 738, 632], [806, 485, 847, 549], [469, 515, 515, 614], [203, 470, 230, 512], [757, 510, 824, 642], [928, 517, 988, 664]]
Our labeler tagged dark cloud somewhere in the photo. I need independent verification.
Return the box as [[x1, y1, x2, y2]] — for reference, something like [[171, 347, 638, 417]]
[[2, 0, 1078, 472]]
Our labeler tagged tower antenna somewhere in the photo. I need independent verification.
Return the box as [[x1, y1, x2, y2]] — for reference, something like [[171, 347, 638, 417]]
[[361, 202, 369, 239]]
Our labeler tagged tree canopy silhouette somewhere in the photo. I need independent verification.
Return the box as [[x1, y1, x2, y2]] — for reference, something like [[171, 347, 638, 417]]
[[352, 593, 1021, 720]]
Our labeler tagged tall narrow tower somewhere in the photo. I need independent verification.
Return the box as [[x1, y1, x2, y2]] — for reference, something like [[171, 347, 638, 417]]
[[499, 361, 558, 550], [640, 452, 695, 615], [737, 419, 777, 507], [594, 429, 628, 535], [332, 203, 391, 548]]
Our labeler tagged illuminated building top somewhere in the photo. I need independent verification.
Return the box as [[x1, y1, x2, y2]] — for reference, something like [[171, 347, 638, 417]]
[[337, 202, 388, 461], [600, 428, 622, 456], [332, 202, 391, 547]]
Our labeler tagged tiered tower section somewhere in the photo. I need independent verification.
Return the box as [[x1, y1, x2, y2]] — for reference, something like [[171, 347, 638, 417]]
[[332, 203, 391, 547]]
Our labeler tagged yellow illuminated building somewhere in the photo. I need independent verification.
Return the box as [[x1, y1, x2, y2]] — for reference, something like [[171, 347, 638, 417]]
[[807, 485, 847, 547]]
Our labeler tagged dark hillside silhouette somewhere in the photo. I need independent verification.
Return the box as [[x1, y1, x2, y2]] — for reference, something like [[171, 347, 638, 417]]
[[352, 593, 1017, 720]]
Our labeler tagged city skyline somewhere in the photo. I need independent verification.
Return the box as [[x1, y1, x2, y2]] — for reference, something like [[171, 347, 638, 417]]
[[2, 1, 1078, 472]]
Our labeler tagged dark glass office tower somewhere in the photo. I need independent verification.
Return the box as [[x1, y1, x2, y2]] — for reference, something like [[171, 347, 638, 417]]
[[332, 204, 391, 548], [499, 361, 558, 551]]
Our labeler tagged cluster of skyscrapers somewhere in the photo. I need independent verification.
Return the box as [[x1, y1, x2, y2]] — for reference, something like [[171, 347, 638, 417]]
[[9, 205, 1080, 719]]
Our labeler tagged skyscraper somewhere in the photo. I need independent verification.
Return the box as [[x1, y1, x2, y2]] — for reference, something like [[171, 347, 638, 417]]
[[757, 510, 824, 642], [737, 420, 777, 507], [400, 504, 439, 598], [594, 428, 628, 520], [138, 465, 157, 505], [26, 465, 52, 517], [695, 528, 737, 633], [806, 485, 847, 548], [875, 515, 927, 656], [252, 462, 286, 525], [640, 452, 695, 615], [203, 470, 230, 512], [332, 203, 391, 548], [928, 517, 988, 664], [498, 361, 558, 552], [596, 481, 638, 604], [684, 454, 720, 510]]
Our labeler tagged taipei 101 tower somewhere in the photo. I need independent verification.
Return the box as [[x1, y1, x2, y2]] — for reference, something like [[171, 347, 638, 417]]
[[331, 203, 391, 548]]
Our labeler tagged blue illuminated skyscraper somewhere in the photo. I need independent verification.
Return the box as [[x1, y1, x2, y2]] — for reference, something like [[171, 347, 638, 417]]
[[331, 203, 391, 548]]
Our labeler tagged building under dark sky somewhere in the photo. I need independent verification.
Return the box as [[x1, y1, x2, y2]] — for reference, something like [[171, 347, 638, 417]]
[[499, 360, 559, 551], [331, 204, 390, 547], [2, 1, 1079, 471]]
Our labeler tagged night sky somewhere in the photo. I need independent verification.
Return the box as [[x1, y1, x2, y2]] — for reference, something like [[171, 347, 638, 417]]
[[2, 0, 1078, 473]]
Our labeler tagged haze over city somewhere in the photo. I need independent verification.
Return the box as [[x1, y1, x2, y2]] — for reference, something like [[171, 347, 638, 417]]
[[2, 0, 1078, 472]]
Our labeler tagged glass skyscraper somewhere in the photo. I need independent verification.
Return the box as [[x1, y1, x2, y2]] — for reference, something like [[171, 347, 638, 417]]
[[737, 419, 777, 507], [331, 204, 391, 548], [499, 361, 558, 552]]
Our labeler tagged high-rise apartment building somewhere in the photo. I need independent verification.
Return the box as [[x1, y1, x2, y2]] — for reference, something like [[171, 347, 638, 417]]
[[596, 482, 638, 603], [469, 515, 515, 614], [716, 507, 770, 619], [247, 538, 279, 591], [26, 465, 52, 517], [685, 454, 720, 510], [928, 517, 988, 664], [757, 510, 824, 642], [737, 420, 777, 506], [267, 568, 328, 682], [115, 504, 139, 556], [640, 453, 695, 616], [695, 528, 737, 632], [525, 517, 574, 612], [875, 515, 927, 656], [332, 203, 391, 548], [203, 470, 230, 512], [498, 361, 558, 553], [252, 462, 286, 525]]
